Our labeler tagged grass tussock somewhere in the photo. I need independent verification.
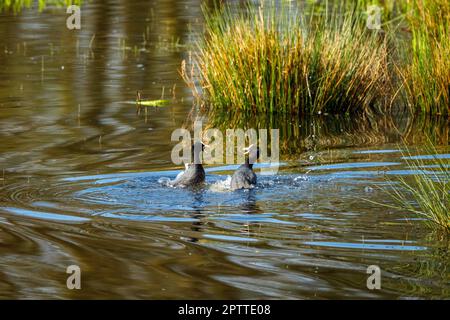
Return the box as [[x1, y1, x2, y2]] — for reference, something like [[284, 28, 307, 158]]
[[182, 2, 392, 117], [385, 141, 449, 230], [401, 0, 450, 115]]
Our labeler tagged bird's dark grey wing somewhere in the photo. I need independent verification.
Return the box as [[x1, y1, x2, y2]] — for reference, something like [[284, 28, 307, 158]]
[[231, 166, 257, 190]]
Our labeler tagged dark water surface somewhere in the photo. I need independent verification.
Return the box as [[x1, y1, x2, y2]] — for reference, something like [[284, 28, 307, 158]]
[[0, 1, 449, 299]]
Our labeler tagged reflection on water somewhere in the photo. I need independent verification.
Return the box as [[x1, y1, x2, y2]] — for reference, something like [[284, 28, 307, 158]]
[[0, 1, 449, 299], [202, 111, 449, 158]]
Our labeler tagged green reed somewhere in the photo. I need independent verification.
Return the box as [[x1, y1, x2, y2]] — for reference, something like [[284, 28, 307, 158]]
[[400, 0, 450, 115], [384, 141, 449, 230]]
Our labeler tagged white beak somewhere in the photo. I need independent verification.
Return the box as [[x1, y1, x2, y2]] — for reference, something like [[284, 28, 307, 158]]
[[243, 144, 255, 155]]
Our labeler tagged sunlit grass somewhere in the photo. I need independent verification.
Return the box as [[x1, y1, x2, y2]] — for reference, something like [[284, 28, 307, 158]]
[[383, 141, 449, 230], [400, 0, 450, 115], [182, 1, 392, 117]]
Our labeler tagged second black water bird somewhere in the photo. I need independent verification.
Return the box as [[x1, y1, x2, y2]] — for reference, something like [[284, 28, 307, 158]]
[[231, 144, 260, 190]]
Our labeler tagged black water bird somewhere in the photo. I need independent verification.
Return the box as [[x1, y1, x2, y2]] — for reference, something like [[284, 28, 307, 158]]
[[231, 144, 260, 190], [172, 141, 207, 187]]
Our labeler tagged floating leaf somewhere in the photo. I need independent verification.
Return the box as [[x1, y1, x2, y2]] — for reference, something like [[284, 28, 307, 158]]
[[135, 100, 170, 107], [126, 100, 169, 107]]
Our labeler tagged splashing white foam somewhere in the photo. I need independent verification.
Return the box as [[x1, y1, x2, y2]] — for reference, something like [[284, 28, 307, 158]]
[[158, 177, 174, 187], [294, 175, 309, 182], [174, 170, 185, 181], [208, 176, 232, 192], [159, 164, 189, 187]]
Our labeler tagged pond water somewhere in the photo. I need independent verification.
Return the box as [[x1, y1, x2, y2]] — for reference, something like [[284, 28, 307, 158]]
[[0, 1, 449, 299]]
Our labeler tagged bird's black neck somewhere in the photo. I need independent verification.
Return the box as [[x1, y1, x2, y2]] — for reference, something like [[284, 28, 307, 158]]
[[193, 163, 204, 170], [244, 158, 254, 169]]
